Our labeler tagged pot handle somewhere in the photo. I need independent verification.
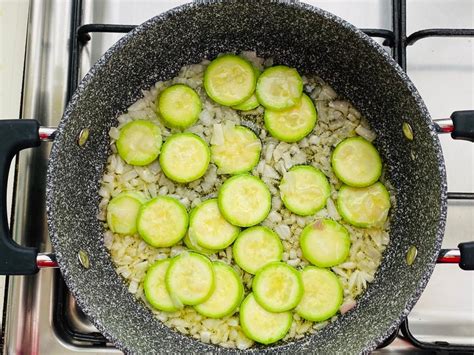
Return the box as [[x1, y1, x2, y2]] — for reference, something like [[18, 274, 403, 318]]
[[0, 119, 40, 275], [438, 242, 474, 270], [434, 110, 474, 141]]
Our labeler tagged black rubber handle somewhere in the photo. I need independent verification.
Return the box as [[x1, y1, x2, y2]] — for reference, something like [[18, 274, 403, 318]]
[[451, 110, 474, 142], [0, 120, 40, 275], [459, 242, 474, 271]]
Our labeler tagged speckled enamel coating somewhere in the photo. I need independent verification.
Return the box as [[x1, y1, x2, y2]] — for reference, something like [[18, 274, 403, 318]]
[[46, 1, 447, 353]]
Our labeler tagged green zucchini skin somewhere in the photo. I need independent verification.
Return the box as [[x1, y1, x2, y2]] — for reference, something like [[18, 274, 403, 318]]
[[165, 252, 215, 306], [217, 174, 271, 227], [194, 261, 244, 318], [256, 65, 303, 111], [211, 125, 262, 175], [331, 136, 382, 187], [232, 226, 283, 274], [337, 182, 391, 228], [144, 259, 179, 312], [252, 261, 304, 312], [137, 196, 188, 248], [159, 133, 210, 183], [279, 165, 330, 216], [264, 94, 317, 143], [188, 199, 240, 250], [158, 84, 202, 129], [204, 54, 257, 106], [116, 120, 162, 166], [106, 192, 145, 235], [299, 218, 351, 267], [239, 293, 292, 345], [296, 266, 343, 322]]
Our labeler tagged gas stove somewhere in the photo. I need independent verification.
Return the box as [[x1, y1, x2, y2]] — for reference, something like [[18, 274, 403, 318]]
[[2, 0, 473, 353]]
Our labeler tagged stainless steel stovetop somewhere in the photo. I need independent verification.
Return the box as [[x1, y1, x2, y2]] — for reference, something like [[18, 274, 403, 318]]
[[2, 0, 473, 354]]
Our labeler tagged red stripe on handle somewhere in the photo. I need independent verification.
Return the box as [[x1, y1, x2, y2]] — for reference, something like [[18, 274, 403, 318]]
[[39, 132, 50, 140], [438, 125, 454, 133], [437, 255, 461, 264], [37, 259, 58, 268]]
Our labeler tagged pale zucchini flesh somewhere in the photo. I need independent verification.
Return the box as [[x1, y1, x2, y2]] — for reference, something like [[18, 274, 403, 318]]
[[194, 261, 244, 318], [116, 120, 162, 166], [159, 133, 210, 183], [144, 259, 179, 312], [337, 182, 391, 228], [183, 233, 216, 256], [211, 124, 262, 174], [189, 199, 240, 250], [299, 218, 351, 267], [331, 137, 382, 187], [232, 65, 261, 111], [279, 165, 330, 216], [296, 266, 343, 322], [256, 65, 303, 110], [107, 192, 144, 235], [165, 252, 215, 306], [264, 94, 317, 143], [137, 196, 188, 248], [158, 84, 202, 129], [240, 293, 292, 345], [204, 54, 256, 106], [232, 226, 283, 274], [252, 262, 303, 312], [218, 174, 271, 227]]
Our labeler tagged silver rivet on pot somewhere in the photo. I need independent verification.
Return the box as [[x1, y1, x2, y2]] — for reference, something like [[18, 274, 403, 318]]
[[402, 122, 414, 141], [77, 128, 90, 147], [406, 245, 418, 266], [78, 250, 90, 269]]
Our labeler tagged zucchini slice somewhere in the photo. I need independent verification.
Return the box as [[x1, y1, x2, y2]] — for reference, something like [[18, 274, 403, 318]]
[[218, 174, 271, 227], [211, 125, 262, 174], [331, 137, 382, 187], [158, 84, 202, 129], [300, 218, 351, 267], [144, 259, 179, 312], [189, 199, 240, 250], [232, 226, 283, 274], [337, 182, 391, 228], [159, 133, 210, 183], [264, 94, 317, 143], [116, 120, 162, 166], [194, 261, 244, 318], [106, 191, 145, 235], [279, 165, 330, 216], [204, 54, 256, 106], [118, 190, 147, 203], [256, 65, 303, 110], [232, 94, 259, 111], [252, 261, 303, 312], [165, 252, 214, 306], [296, 266, 343, 322], [183, 233, 216, 256], [239, 293, 292, 345], [137, 196, 188, 247]]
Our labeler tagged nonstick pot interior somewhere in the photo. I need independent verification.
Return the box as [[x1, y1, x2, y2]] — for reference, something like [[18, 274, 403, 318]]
[[46, 1, 447, 353]]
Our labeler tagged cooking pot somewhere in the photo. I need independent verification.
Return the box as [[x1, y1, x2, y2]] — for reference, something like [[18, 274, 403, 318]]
[[1, 1, 473, 353]]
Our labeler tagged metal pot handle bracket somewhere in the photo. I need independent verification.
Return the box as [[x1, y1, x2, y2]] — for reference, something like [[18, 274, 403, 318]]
[[0, 113, 473, 275], [434, 110, 474, 270]]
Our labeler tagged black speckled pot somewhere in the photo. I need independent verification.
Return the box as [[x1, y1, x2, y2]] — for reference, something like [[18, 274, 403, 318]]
[[46, 1, 446, 353]]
